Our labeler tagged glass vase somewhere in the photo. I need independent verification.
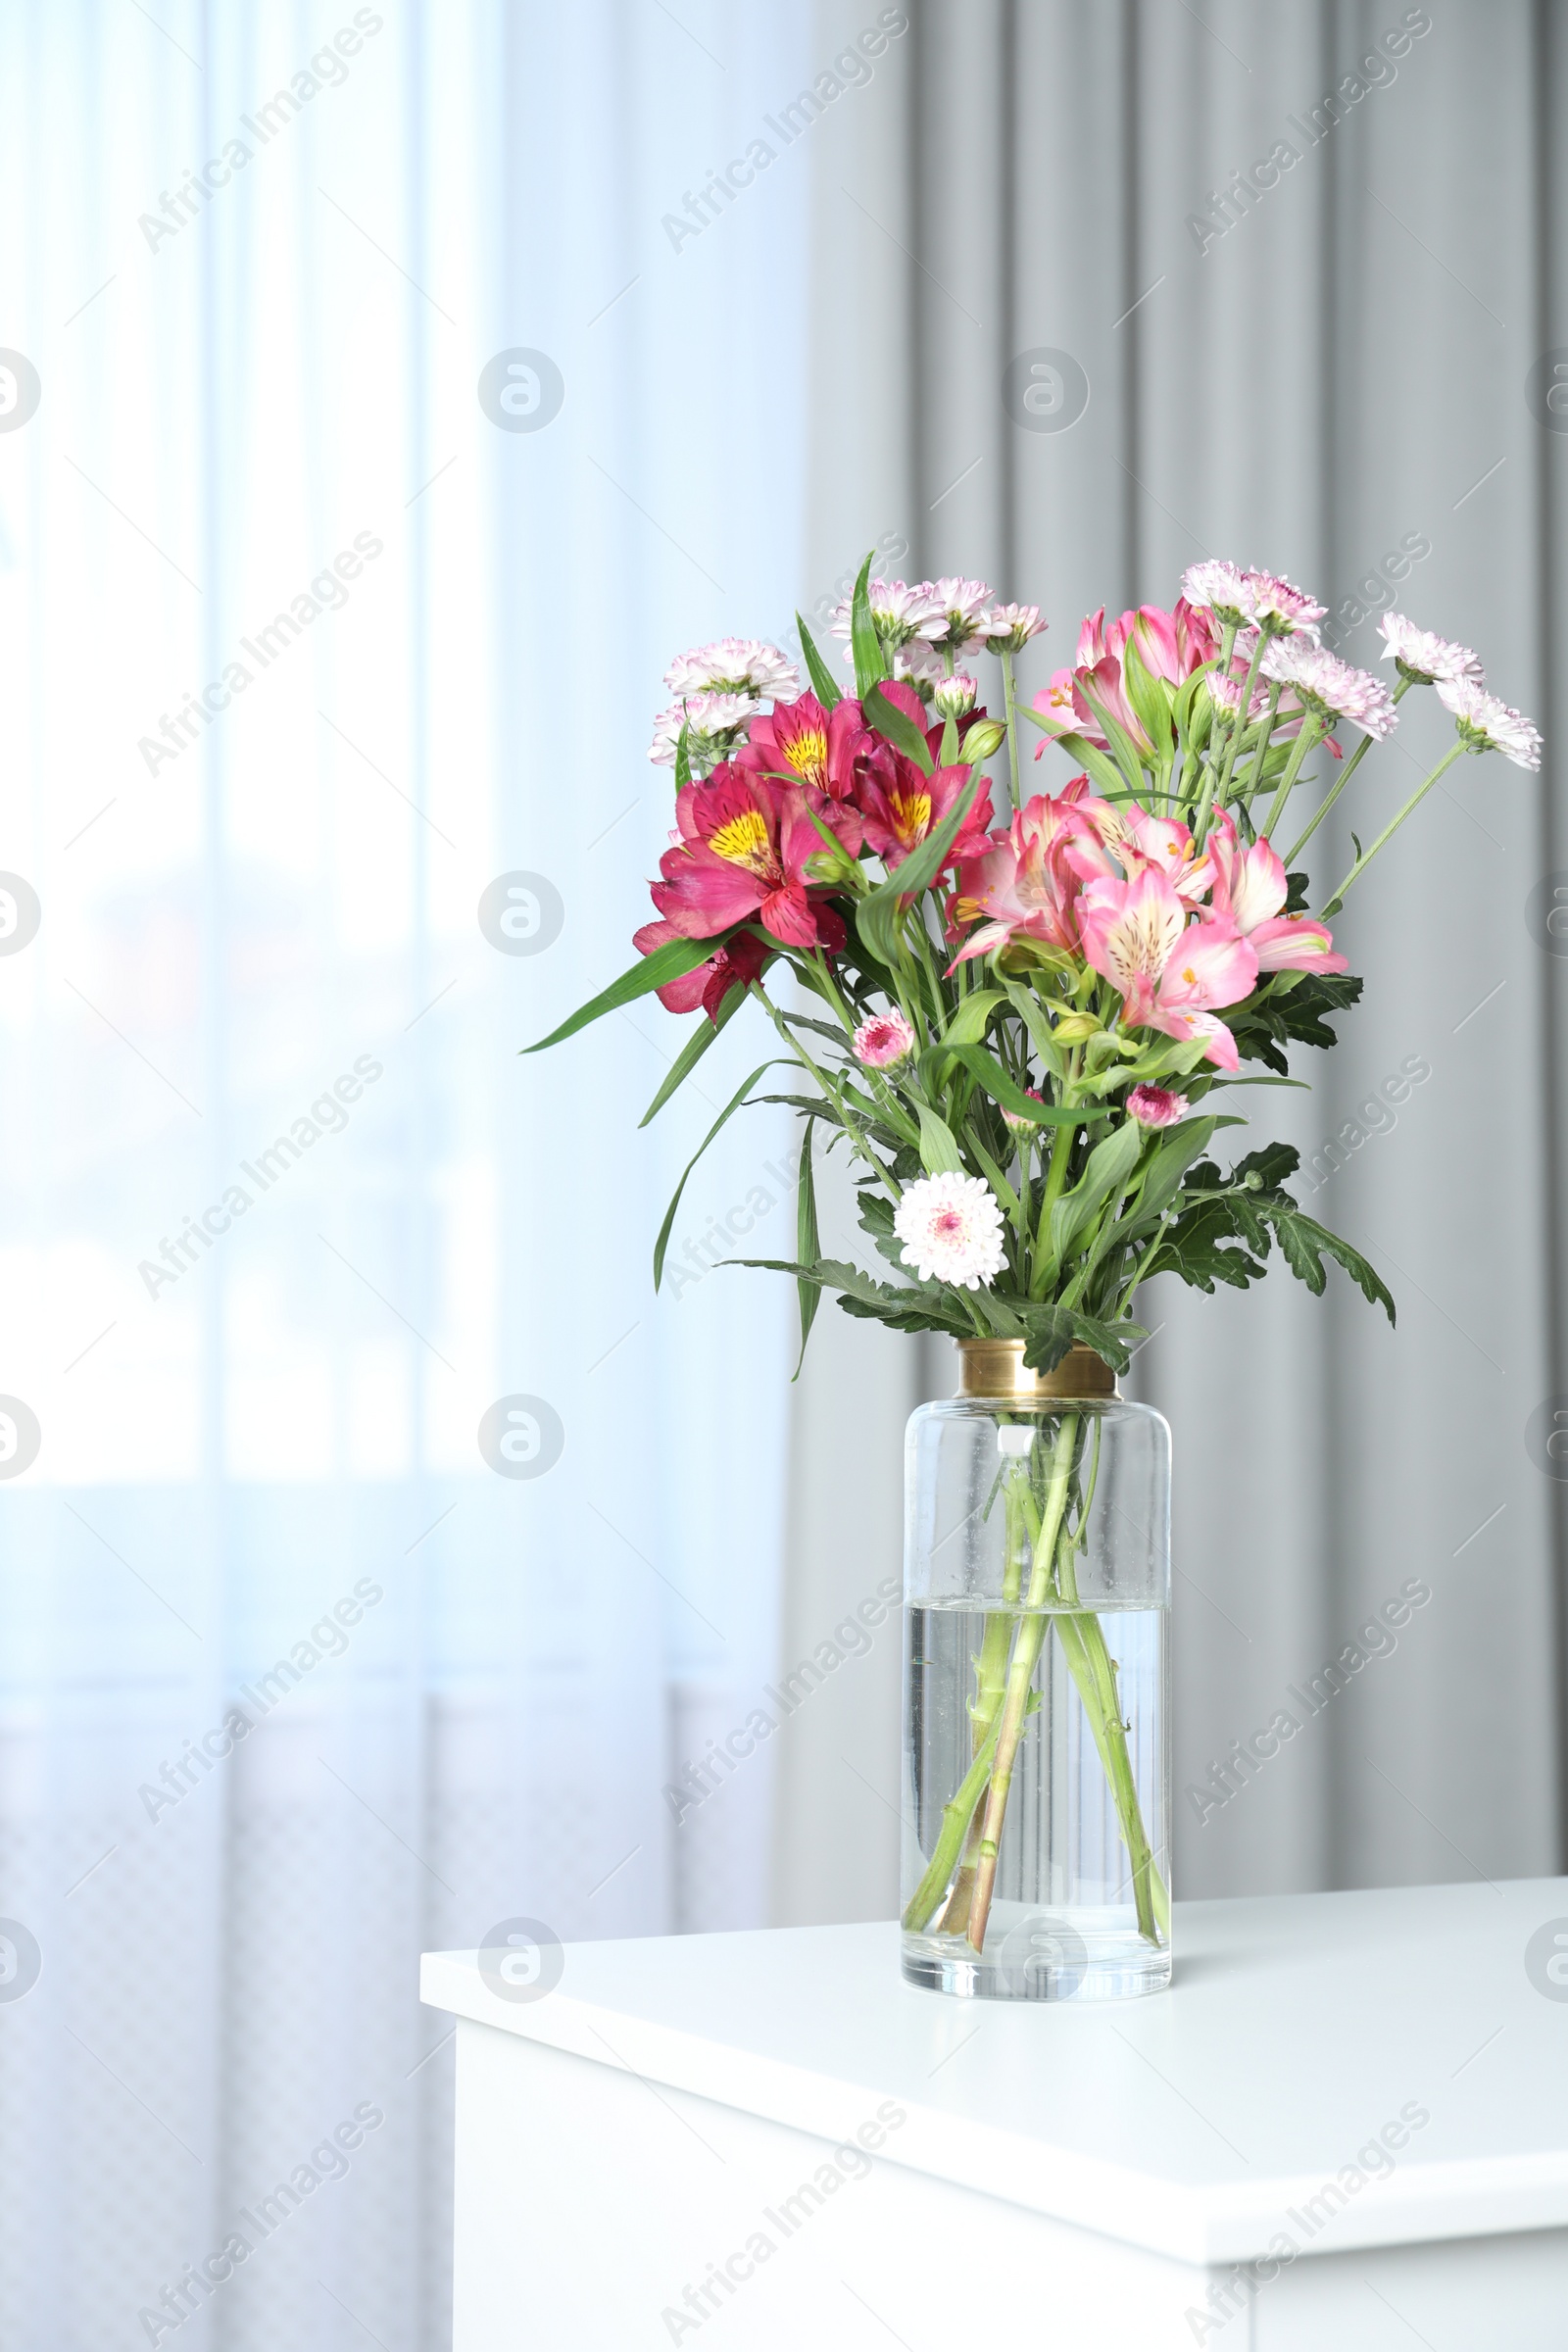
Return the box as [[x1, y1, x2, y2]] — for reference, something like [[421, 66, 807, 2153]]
[[902, 1339, 1171, 2001]]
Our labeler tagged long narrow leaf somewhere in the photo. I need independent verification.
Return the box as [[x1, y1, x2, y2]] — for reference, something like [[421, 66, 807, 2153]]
[[1073, 679, 1152, 798], [638, 984, 745, 1127], [674, 719, 693, 795], [1014, 707, 1128, 801], [850, 550, 889, 697], [916, 1102, 965, 1175], [941, 1044, 1089, 1125], [796, 612, 843, 709], [525, 935, 715, 1054], [652, 1060, 783, 1290], [857, 770, 980, 967], [864, 681, 935, 775], [793, 1125, 820, 1370]]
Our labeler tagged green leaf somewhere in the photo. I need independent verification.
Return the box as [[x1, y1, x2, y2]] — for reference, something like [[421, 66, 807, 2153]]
[[1135, 1116, 1219, 1219], [1012, 1300, 1144, 1378], [796, 612, 842, 708], [864, 680, 935, 775], [731, 1255, 973, 1338], [1260, 1200, 1396, 1324], [1015, 707, 1128, 801], [652, 1061, 782, 1290], [850, 550, 890, 698], [943, 988, 1004, 1046], [939, 1044, 1086, 1125], [1119, 638, 1174, 767], [638, 983, 746, 1126], [916, 1102, 965, 1175], [1001, 977, 1067, 1081], [969, 1136, 1023, 1229], [857, 770, 981, 967], [1051, 1116, 1144, 1261], [793, 1125, 821, 1370], [1074, 678, 1152, 798], [674, 719, 692, 796], [526, 935, 717, 1054]]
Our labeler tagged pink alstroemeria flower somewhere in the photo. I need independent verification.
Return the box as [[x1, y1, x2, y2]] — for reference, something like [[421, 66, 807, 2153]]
[[1206, 814, 1348, 974], [1078, 864, 1257, 1069], [1031, 599, 1218, 757], [949, 785, 1116, 963], [1122, 807, 1214, 904], [739, 691, 868, 804], [651, 766, 854, 951]]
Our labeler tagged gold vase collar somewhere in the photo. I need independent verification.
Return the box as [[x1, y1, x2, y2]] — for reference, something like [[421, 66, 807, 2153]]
[[956, 1338, 1117, 1401]]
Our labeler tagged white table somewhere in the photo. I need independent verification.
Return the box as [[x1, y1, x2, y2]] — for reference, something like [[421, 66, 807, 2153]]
[[421, 1878, 1568, 2349]]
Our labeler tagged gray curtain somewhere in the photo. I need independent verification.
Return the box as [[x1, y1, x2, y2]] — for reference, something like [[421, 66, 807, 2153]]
[[773, 0, 1567, 1923]]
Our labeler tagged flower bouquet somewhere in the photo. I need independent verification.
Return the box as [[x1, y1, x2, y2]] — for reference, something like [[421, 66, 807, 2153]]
[[532, 557, 1539, 1998]]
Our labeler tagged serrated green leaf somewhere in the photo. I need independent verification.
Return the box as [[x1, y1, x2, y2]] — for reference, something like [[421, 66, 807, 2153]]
[[796, 612, 842, 708], [864, 680, 935, 775], [525, 935, 717, 1054], [729, 1255, 973, 1338]]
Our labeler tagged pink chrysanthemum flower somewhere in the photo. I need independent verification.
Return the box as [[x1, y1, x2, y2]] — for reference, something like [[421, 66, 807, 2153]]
[[1241, 570, 1326, 640], [663, 638, 800, 701], [1001, 1089, 1047, 1133], [1127, 1083, 1189, 1128], [647, 691, 760, 769], [932, 673, 978, 719], [1436, 677, 1544, 770], [1203, 670, 1273, 724], [830, 578, 946, 658], [894, 1172, 1006, 1290], [1180, 561, 1251, 622], [1377, 613, 1485, 688], [853, 1009, 916, 1069], [1260, 640, 1397, 738], [984, 602, 1047, 653], [921, 576, 996, 654]]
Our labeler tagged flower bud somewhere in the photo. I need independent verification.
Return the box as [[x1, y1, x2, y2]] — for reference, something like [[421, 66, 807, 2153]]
[[958, 718, 1006, 764]]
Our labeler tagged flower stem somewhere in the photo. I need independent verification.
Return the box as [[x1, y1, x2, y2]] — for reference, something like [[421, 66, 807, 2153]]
[[1001, 648, 1023, 814], [1321, 737, 1467, 917], [1284, 676, 1414, 868], [1259, 710, 1325, 843], [1214, 628, 1270, 808]]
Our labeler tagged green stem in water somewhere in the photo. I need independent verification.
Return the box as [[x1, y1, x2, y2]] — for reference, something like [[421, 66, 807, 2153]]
[[1322, 737, 1467, 917]]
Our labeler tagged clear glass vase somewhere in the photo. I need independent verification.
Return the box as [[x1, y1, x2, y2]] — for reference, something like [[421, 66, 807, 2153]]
[[902, 1339, 1171, 2001]]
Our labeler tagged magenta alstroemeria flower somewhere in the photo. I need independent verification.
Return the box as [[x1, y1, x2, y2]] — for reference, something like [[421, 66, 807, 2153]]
[[739, 691, 868, 803], [1206, 814, 1348, 974], [1078, 864, 1257, 1069], [651, 766, 854, 951], [633, 919, 770, 1021]]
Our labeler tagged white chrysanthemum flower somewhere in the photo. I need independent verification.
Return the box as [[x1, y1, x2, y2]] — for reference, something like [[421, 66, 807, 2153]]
[[1436, 676, 1544, 770], [662, 638, 800, 701], [922, 576, 996, 652], [1260, 639, 1397, 738], [1203, 670, 1272, 723], [1180, 560, 1251, 620], [894, 1172, 1006, 1290], [983, 601, 1047, 653], [932, 672, 978, 718], [1377, 613, 1485, 688], [829, 577, 946, 657], [647, 690, 760, 768], [1240, 569, 1326, 640]]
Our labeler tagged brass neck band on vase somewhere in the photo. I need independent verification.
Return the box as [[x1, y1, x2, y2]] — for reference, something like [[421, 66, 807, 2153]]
[[955, 1338, 1118, 1401]]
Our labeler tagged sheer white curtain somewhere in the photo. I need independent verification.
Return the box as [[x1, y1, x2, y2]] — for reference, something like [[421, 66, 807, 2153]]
[[0, 5, 807, 2344]]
